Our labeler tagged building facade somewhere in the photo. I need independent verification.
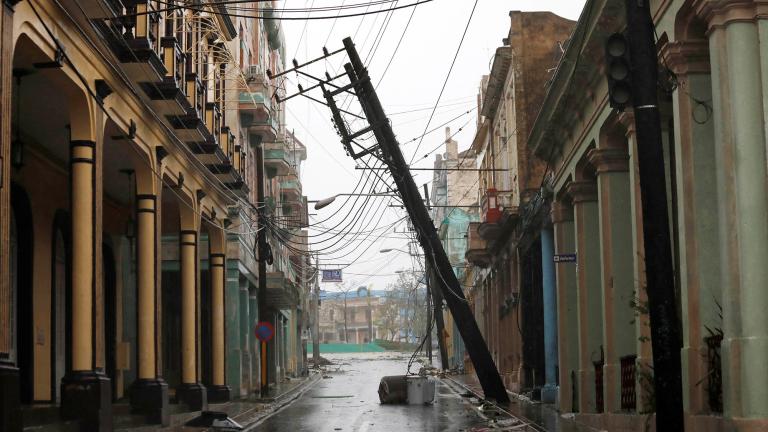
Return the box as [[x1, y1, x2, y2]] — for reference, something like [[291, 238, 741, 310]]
[[526, 0, 768, 429], [453, 1, 768, 431], [318, 287, 384, 344], [0, 1, 311, 430], [430, 127, 477, 370], [462, 11, 575, 397]]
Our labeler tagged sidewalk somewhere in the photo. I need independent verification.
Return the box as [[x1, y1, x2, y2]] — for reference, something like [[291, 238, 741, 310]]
[[111, 373, 321, 432], [444, 373, 602, 432]]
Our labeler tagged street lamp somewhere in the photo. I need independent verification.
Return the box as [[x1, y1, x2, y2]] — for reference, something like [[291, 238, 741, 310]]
[[313, 192, 394, 210], [379, 248, 408, 254], [380, 247, 423, 256]]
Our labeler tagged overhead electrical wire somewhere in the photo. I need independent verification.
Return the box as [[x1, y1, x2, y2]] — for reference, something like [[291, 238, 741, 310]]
[[409, 0, 479, 163], [401, 107, 476, 145], [120, 0, 434, 20], [373, 0, 417, 89], [265, 165, 390, 250]]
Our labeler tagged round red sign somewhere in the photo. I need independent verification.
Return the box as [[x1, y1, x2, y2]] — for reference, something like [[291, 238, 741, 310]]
[[255, 321, 275, 342]]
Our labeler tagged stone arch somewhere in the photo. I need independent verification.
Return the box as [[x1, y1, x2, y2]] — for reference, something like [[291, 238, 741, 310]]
[[675, 0, 708, 42], [598, 113, 629, 151], [11, 31, 95, 143], [574, 141, 597, 182]]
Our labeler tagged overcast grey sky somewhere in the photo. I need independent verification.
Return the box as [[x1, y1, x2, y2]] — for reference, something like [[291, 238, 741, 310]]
[[280, 1, 586, 291]]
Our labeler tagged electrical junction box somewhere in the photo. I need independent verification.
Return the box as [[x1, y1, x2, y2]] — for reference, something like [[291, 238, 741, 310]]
[[406, 376, 436, 405]]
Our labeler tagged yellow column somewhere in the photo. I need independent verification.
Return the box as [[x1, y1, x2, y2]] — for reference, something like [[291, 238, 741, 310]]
[[130, 192, 169, 425], [71, 141, 94, 372], [137, 195, 157, 379], [210, 253, 225, 386], [176, 219, 205, 409], [61, 138, 112, 429], [180, 230, 198, 384]]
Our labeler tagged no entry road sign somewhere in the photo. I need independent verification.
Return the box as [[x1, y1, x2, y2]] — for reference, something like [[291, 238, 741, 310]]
[[255, 321, 275, 342]]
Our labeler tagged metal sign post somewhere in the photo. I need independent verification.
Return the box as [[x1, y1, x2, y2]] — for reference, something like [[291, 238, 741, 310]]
[[255, 321, 275, 397]]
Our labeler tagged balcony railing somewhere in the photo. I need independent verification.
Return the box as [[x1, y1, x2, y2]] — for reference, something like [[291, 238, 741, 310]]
[[465, 222, 491, 267], [204, 102, 222, 145], [263, 141, 290, 177], [161, 36, 185, 86], [249, 110, 280, 142]]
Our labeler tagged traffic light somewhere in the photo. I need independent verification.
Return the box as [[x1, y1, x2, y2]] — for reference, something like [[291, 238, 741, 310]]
[[605, 33, 632, 110]]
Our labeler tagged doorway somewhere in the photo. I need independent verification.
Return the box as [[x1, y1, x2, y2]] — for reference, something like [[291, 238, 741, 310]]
[[50, 211, 70, 403], [103, 243, 118, 399], [11, 183, 34, 404]]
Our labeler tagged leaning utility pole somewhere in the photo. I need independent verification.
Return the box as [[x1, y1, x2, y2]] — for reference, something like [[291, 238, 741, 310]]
[[339, 38, 507, 401], [624, 1, 683, 429], [267, 36, 509, 403]]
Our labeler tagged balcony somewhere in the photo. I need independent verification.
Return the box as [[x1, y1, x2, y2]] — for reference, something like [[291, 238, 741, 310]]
[[280, 196, 308, 229], [239, 64, 271, 118], [206, 131, 248, 195], [239, 89, 272, 121], [481, 188, 502, 224], [104, 1, 166, 83], [140, 36, 187, 116], [266, 271, 299, 309], [263, 141, 290, 177], [167, 73, 209, 145], [248, 112, 280, 143], [465, 222, 491, 267], [279, 174, 301, 201]]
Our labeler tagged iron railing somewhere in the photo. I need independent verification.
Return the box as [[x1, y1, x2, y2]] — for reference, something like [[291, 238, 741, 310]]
[[620, 355, 637, 411]]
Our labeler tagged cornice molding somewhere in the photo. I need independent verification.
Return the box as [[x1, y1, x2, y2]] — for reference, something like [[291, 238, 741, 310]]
[[660, 40, 711, 75], [588, 147, 630, 174], [694, 0, 768, 34], [565, 181, 598, 203], [551, 200, 574, 223]]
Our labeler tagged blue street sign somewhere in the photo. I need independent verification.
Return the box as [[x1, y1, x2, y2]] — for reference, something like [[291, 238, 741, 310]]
[[322, 269, 343, 282], [554, 253, 577, 263]]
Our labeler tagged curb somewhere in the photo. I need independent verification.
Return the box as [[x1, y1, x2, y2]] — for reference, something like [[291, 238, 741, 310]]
[[238, 373, 322, 431], [441, 375, 548, 432]]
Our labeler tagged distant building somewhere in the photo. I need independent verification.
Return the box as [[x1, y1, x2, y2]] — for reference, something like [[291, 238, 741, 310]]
[[430, 128, 479, 370], [318, 287, 387, 344], [462, 11, 575, 396]]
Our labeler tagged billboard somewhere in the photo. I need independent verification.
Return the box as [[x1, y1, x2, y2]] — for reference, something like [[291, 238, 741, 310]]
[[321, 269, 343, 282]]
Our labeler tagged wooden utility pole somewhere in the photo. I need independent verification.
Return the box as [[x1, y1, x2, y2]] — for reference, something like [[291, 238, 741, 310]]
[[312, 256, 320, 367], [425, 270, 433, 364], [428, 260, 450, 369], [333, 37, 509, 402], [255, 143, 270, 398], [623, 1, 683, 429]]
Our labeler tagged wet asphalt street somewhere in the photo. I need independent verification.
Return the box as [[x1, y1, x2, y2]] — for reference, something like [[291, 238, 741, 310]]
[[249, 352, 489, 432]]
